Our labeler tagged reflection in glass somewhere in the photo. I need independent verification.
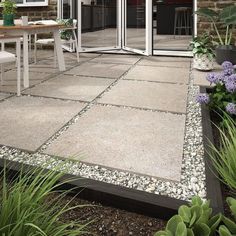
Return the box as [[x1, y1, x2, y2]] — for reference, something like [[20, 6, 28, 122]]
[[81, 0, 118, 48], [153, 0, 193, 51], [126, 0, 146, 51]]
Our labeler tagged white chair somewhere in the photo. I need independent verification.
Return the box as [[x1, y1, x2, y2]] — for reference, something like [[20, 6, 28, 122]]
[[34, 19, 79, 65], [0, 36, 21, 96], [0, 19, 32, 58]]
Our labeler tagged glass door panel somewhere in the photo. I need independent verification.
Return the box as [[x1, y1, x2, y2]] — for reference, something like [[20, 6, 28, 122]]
[[153, 0, 193, 52], [125, 0, 145, 51], [79, 0, 119, 52], [123, 0, 152, 55]]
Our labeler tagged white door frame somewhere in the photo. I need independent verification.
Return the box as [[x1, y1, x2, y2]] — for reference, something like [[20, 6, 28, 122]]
[[122, 0, 152, 55]]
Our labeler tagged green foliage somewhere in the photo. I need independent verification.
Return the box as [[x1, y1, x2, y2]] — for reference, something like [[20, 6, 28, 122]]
[[208, 112, 236, 191], [189, 33, 215, 59], [195, 6, 236, 45], [208, 82, 236, 113], [155, 196, 236, 236], [0, 163, 90, 236], [1, 0, 17, 15], [154, 196, 222, 236], [219, 197, 236, 236], [57, 18, 73, 40]]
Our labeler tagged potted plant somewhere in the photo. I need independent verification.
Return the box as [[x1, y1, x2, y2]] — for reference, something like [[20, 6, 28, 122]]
[[195, 5, 236, 65], [1, 0, 17, 26], [190, 33, 215, 71]]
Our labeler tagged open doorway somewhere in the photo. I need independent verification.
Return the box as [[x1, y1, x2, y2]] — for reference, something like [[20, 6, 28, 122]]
[[58, 0, 196, 56], [58, 0, 152, 55]]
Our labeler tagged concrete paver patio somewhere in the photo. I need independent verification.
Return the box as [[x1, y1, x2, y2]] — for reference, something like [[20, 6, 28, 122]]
[[98, 80, 188, 113], [138, 56, 191, 68], [0, 51, 191, 182], [0, 70, 50, 93], [45, 105, 186, 181], [124, 65, 189, 84], [65, 62, 132, 79], [0, 92, 10, 101], [24, 75, 115, 102], [0, 96, 86, 151]]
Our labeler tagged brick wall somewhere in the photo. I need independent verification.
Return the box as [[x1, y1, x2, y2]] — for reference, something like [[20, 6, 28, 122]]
[[0, 0, 57, 21], [15, 0, 57, 21], [197, 0, 236, 44]]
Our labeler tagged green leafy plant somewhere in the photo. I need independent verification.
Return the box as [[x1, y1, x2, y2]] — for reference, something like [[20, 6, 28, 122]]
[[0, 163, 90, 235], [208, 111, 236, 191], [189, 33, 215, 59], [218, 197, 236, 236], [195, 6, 236, 45], [57, 18, 73, 40], [1, 0, 17, 15], [155, 196, 222, 236]]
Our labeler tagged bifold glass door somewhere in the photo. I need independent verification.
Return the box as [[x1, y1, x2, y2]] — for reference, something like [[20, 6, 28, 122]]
[[123, 0, 152, 55], [77, 0, 152, 55]]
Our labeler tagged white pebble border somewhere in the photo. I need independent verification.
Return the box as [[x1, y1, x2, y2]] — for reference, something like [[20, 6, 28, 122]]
[[0, 60, 206, 201]]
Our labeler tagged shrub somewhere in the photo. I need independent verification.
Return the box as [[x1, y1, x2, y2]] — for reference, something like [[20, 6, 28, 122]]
[[0, 163, 90, 236], [208, 112, 236, 191], [154, 196, 222, 236], [196, 61, 236, 118], [155, 196, 236, 236]]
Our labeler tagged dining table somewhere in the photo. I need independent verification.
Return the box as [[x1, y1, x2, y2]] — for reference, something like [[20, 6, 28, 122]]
[[0, 24, 66, 88]]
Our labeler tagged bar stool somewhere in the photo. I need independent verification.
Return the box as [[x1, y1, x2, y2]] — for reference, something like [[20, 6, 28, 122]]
[[174, 7, 192, 37]]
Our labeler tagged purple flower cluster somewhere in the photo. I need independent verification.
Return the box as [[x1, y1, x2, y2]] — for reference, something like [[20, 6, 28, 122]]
[[222, 61, 234, 70], [226, 103, 236, 115], [222, 61, 234, 76], [225, 74, 236, 93], [196, 93, 210, 104], [206, 73, 220, 84]]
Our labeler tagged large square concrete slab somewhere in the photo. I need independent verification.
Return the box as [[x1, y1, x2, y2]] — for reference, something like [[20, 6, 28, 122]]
[[0, 70, 49, 93], [98, 80, 188, 113], [45, 105, 186, 181], [89, 54, 141, 65], [0, 92, 10, 100], [29, 63, 66, 74], [24, 75, 115, 102], [124, 65, 189, 84], [64, 52, 101, 63], [65, 62, 131, 79], [0, 96, 86, 151], [138, 56, 191, 68]]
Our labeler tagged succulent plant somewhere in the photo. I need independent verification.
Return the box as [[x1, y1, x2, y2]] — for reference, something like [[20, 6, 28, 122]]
[[155, 196, 222, 236], [218, 197, 236, 236]]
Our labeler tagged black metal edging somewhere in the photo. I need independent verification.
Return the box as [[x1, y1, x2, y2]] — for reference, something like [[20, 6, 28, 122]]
[[200, 87, 224, 214], [0, 158, 187, 220]]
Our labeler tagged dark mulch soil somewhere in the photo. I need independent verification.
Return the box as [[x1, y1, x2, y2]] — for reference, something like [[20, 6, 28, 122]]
[[57, 194, 166, 235]]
